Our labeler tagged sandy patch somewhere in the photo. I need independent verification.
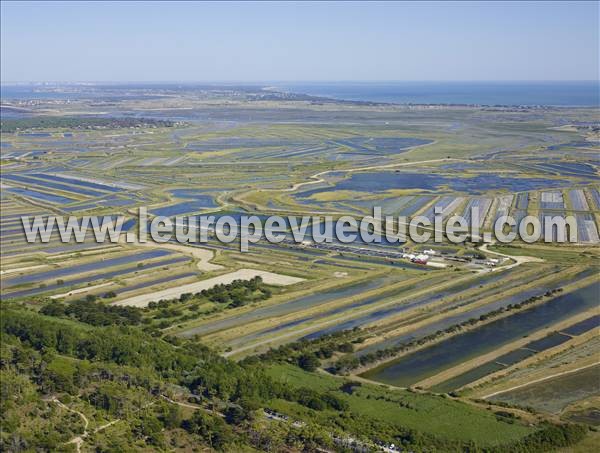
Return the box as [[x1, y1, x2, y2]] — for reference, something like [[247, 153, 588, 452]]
[[113, 269, 304, 307], [0, 264, 49, 275]]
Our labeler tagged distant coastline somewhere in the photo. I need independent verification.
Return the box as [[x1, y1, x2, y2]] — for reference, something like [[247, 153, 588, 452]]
[[1, 81, 599, 108], [273, 81, 600, 107]]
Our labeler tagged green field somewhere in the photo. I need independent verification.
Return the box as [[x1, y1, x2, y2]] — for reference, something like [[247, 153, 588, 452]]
[[265, 364, 535, 446]]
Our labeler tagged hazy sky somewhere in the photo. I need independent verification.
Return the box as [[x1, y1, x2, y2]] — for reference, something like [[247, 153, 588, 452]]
[[1, 1, 598, 82]]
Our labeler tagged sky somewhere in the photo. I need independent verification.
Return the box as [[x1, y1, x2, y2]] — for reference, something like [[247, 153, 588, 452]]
[[1, 1, 598, 82]]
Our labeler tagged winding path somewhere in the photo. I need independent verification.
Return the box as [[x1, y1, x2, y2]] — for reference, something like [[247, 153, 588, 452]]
[[119, 235, 223, 272], [47, 397, 155, 452], [269, 157, 460, 193], [479, 241, 544, 272], [46, 397, 89, 453]]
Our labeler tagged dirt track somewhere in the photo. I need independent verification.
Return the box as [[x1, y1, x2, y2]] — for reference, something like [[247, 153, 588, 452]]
[[119, 235, 224, 272], [479, 241, 544, 271], [272, 156, 454, 193]]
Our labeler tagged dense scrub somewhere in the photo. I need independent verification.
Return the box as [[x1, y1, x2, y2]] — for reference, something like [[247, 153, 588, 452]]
[[40, 296, 142, 326], [1, 116, 175, 132], [193, 276, 272, 307]]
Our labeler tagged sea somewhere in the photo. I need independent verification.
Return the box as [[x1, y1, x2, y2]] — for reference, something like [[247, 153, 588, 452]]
[[1, 81, 598, 107], [275, 81, 600, 107]]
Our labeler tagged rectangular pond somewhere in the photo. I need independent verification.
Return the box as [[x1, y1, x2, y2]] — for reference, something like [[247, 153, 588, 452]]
[[3, 174, 107, 198], [3, 249, 172, 287], [568, 189, 589, 211], [562, 314, 600, 336], [151, 199, 218, 216], [226, 277, 431, 347], [4, 187, 76, 205], [179, 275, 398, 338], [29, 173, 123, 193], [300, 271, 511, 341], [430, 331, 576, 393], [361, 281, 600, 387], [2, 256, 189, 300]]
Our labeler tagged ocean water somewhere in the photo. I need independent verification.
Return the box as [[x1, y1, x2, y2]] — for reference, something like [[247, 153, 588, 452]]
[[2, 81, 598, 106], [276, 81, 600, 107]]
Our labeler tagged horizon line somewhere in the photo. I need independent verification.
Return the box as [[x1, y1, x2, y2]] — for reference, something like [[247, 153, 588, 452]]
[[2, 79, 599, 85]]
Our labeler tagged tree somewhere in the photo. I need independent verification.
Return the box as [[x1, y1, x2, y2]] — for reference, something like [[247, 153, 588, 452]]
[[224, 405, 248, 425], [298, 353, 320, 372], [161, 403, 182, 429], [183, 411, 233, 450], [337, 342, 354, 353], [132, 414, 164, 446]]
